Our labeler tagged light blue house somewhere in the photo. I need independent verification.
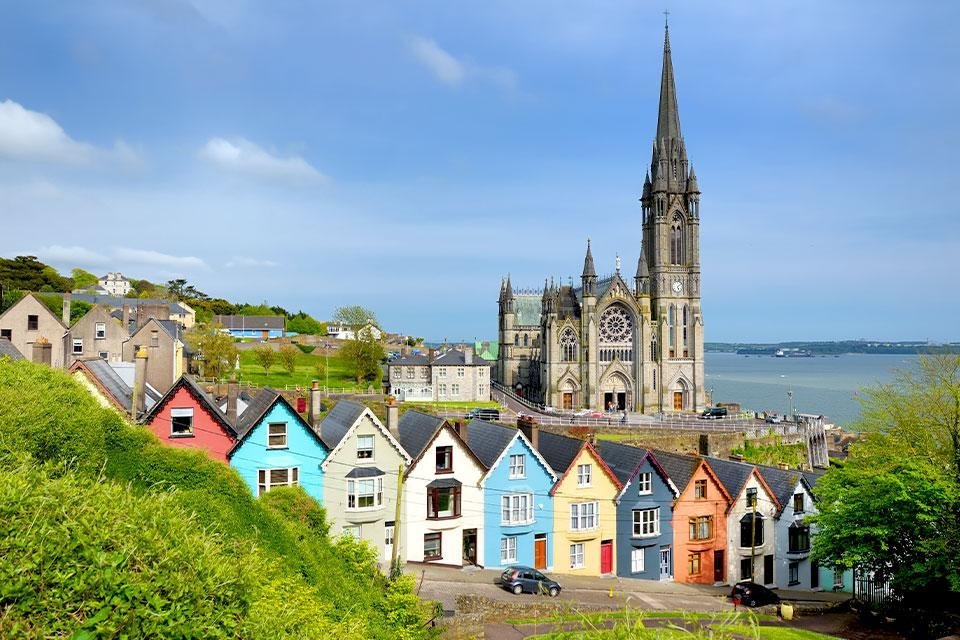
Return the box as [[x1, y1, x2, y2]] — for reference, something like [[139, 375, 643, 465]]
[[464, 420, 557, 571], [228, 388, 327, 501], [597, 441, 679, 580]]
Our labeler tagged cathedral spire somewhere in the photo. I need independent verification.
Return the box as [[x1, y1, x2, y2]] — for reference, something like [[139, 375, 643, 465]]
[[581, 238, 596, 278], [656, 20, 682, 148], [505, 274, 513, 299]]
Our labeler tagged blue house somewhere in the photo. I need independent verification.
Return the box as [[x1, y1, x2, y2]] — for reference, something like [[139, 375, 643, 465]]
[[464, 420, 558, 571], [596, 441, 679, 580], [228, 388, 328, 501], [212, 315, 285, 339]]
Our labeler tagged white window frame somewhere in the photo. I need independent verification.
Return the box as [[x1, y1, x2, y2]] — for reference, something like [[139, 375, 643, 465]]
[[347, 476, 384, 510], [577, 463, 592, 487], [508, 454, 525, 479], [170, 407, 194, 436], [631, 548, 645, 573], [72, 338, 83, 354], [451, 383, 460, 395], [500, 536, 517, 563], [439, 367, 447, 378], [95, 322, 106, 339], [98, 351, 108, 359], [257, 467, 299, 496], [570, 501, 598, 531], [384, 522, 395, 546], [501, 493, 534, 525], [637, 472, 652, 495], [267, 422, 288, 448], [457, 366, 464, 378], [356, 434, 374, 459], [569, 543, 585, 569], [633, 507, 660, 537]]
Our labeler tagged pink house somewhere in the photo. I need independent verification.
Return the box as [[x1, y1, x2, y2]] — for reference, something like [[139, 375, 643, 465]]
[[142, 376, 238, 462]]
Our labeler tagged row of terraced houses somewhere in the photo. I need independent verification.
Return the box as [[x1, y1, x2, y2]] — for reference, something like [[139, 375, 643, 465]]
[[94, 365, 851, 593]]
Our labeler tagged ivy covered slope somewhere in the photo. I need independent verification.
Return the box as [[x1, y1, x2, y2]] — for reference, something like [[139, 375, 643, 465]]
[[0, 359, 436, 639]]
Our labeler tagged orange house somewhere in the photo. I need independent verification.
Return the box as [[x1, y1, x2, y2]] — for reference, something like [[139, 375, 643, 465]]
[[671, 458, 733, 584]]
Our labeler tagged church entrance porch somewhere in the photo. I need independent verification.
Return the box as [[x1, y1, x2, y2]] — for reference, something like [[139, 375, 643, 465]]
[[673, 392, 682, 411], [604, 392, 627, 411], [599, 372, 632, 412], [563, 393, 574, 410]]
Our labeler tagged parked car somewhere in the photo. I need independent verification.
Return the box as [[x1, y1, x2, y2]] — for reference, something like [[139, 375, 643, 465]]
[[700, 406, 729, 420], [499, 566, 561, 597], [765, 414, 783, 424], [467, 407, 501, 421], [729, 581, 780, 607]]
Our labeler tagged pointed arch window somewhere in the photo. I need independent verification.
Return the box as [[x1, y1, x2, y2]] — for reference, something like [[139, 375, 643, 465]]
[[670, 213, 684, 265], [523, 334, 529, 347], [560, 327, 578, 362], [650, 335, 658, 361], [682, 305, 689, 356], [668, 305, 676, 357]]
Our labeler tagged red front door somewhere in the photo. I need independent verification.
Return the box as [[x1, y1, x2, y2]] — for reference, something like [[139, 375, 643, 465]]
[[534, 537, 547, 570], [600, 540, 613, 574]]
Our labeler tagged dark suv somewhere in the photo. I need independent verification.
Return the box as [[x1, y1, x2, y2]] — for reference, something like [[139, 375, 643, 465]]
[[499, 566, 561, 597], [700, 406, 729, 420], [467, 407, 501, 421], [730, 580, 780, 607]]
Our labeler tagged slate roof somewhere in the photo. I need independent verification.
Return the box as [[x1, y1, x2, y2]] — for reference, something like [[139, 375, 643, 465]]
[[755, 464, 805, 516], [66, 293, 189, 315], [431, 350, 490, 366], [396, 409, 444, 459], [535, 430, 584, 475], [234, 388, 282, 440], [391, 354, 429, 366], [142, 374, 233, 432], [346, 466, 384, 478], [650, 449, 699, 493], [463, 419, 517, 468], [319, 400, 367, 449], [0, 339, 24, 360], [213, 315, 285, 330], [595, 440, 651, 486], [514, 295, 542, 326], [705, 456, 757, 502]]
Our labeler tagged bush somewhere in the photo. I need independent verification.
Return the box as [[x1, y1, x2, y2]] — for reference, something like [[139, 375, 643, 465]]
[[295, 344, 316, 354]]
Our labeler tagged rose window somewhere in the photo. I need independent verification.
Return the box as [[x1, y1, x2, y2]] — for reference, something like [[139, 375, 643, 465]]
[[599, 306, 634, 363]]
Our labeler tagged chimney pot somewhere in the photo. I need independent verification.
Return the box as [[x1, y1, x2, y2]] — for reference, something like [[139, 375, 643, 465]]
[[131, 346, 148, 420], [386, 399, 400, 441], [308, 379, 323, 425], [31, 337, 52, 366], [227, 374, 239, 426], [62, 292, 71, 327]]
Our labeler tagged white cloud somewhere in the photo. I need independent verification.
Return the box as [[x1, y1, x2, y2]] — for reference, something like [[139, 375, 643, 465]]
[[33, 245, 111, 267], [407, 36, 517, 90], [113, 247, 207, 270], [0, 99, 142, 167], [225, 257, 279, 268], [199, 137, 326, 184]]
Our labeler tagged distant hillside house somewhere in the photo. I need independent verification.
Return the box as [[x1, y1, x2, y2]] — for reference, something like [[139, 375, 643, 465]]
[[98, 272, 132, 296], [214, 315, 285, 339], [327, 321, 382, 341], [388, 347, 491, 403]]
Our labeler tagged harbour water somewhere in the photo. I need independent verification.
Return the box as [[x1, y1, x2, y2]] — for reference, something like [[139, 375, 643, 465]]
[[705, 352, 920, 427]]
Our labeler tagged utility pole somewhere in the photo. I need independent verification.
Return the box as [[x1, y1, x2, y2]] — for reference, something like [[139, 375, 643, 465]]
[[750, 491, 757, 581], [390, 462, 404, 580]]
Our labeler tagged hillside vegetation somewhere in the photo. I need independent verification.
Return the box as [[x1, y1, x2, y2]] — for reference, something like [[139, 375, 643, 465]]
[[0, 358, 436, 639]]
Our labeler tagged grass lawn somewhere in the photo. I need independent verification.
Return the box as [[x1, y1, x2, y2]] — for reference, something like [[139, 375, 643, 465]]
[[510, 611, 774, 626], [403, 400, 502, 411], [711, 624, 839, 640], [236, 349, 374, 391]]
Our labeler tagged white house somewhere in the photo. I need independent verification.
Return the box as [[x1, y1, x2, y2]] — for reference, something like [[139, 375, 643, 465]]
[[762, 466, 819, 590], [328, 321, 383, 341], [97, 272, 132, 296], [396, 410, 487, 567], [388, 347, 492, 403]]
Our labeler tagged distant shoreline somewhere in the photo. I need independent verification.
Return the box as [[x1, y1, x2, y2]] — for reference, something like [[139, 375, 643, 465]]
[[706, 341, 960, 356]]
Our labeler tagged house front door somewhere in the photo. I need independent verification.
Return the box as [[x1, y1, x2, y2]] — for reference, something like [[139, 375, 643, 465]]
[[763, 554, 774, 585], [600, 540, 613, 574], [713, 550, 725, 583], [673, 391, 683, 410], [534, 535, 547, 570], [811, 561, 820, 589], [462, 529, 478, 566], [659, 547, 671, 580]]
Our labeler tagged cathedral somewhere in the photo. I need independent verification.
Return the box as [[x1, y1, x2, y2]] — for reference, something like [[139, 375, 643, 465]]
[[496, 24, 706, 414]]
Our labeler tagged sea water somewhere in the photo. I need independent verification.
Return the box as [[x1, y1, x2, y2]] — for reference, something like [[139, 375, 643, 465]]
[[705, 352, 919, 427]]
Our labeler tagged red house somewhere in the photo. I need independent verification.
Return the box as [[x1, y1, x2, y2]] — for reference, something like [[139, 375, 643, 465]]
[[142, 375, 238, 462]]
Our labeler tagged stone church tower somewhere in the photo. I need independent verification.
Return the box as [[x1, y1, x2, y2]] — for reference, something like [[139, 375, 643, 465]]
[[497, 24, 706, 414]]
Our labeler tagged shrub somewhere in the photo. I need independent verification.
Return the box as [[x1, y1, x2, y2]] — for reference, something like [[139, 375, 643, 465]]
[[295, 344, 316, 354]]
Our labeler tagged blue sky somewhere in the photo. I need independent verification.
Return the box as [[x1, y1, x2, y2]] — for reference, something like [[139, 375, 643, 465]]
[[1, 1, 958, 343]]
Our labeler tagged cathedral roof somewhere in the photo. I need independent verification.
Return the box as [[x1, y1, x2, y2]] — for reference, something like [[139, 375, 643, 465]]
[[513, 294, 542, 326]]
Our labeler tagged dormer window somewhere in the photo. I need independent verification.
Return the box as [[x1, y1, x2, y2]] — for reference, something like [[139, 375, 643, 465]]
[[170, 407, 194, 436], [357, 434, 374, 459], [577, 464, 592, 487], [436, 446, 453, 473], [267, 423, 288, 448], [637, 472, 652, 495], [95, 322, 106, 339]]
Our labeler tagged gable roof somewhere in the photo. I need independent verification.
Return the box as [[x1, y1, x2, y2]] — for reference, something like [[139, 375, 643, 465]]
[[595, 441, 679, 500], [402, 419, 488, 479], [650, 449, 699, 493], [0, 339, 24, 360], [396, 409, 445, 459], [705, 456, 782, 512], [462, 419, 517, 468], [390, 354, 429, 366], [319, 400, 410, 468], [431, 349, 489, 367], [549, 440, 622, 496], [230, 387, 326, 455], [142, 374, 235, 435], [755, 464, 810, 517], [535, 430, 585, 475], [0, 293, 67, 329]]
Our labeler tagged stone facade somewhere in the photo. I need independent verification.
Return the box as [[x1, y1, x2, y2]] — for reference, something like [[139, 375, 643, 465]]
[[121, 318, 184, 394], [97, 272, 132, 296], [0, 294, 67, 368], [388, 348, 491, 403], [496, 27, 706, 414], [66, 304, 128, 366]]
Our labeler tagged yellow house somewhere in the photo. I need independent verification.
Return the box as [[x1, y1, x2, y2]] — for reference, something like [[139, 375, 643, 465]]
[[549, 440, 623, 576]]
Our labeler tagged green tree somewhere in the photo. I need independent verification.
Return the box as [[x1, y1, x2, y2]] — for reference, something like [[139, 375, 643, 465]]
[[253, 345, 276, 374], [287, 311, 325, 335], [278, 344, 299, 374], [340, 326, 385, 385], [813, 355, 960, 599], [185, 323, 238, 379], [70, 268, 98, 290], [333, 305, 379, 330]]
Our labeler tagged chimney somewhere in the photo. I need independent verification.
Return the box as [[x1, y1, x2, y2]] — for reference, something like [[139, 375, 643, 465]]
[[698, 434, 710, 456], [122, 305, 132, 335], [308, 380, 322, 425], [729, 453, 745, 462], [32, 337, 52, 366], [131, 346, 148, 420], [517, 415, 539, 449], [386, 396, 400, 441], [62, 292, 71, 326], [586, 433, 596, 445], [777, 462, 790, 470], [454, 418, 468, 443], [428, 348, 437, 361], [463, 346, 473, 365], [227, 374, 239, 426]]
